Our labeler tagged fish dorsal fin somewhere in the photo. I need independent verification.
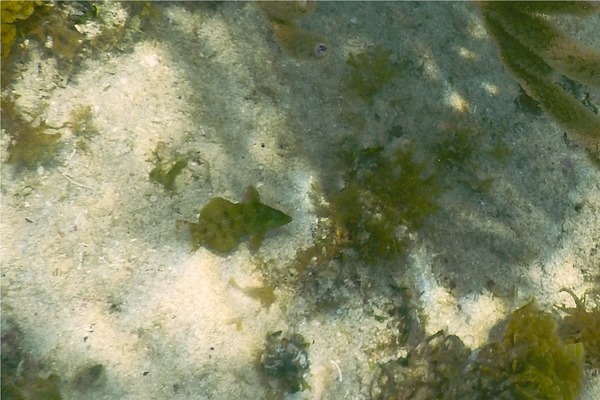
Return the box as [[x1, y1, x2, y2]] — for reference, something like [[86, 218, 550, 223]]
[[244, 186, 260, 204]]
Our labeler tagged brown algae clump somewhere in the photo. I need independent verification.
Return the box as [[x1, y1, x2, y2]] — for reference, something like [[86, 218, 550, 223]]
[[178, 186, 292, 254]]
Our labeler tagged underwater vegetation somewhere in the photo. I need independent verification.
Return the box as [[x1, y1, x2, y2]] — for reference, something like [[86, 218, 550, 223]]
[[476, 301, 584, 400], [0, 0, 43, 57], [2, 375, 62, 400], [371, 301, 585, 400], [1, 99, 101, 170], [558, 289, 600, 369], [229, 278, 277, 309], [371, 330, 472, 400], [258, 331, 310, 398], [178, 186, 292, 254], [0, 0, 89, 64], [257, 0, 328, 59], [479, 1, 600, 158], [1, 316, 106, 399], [302, 141, 440, 268], [434, 124, 509, 194], [2, 99, 63, 169], [1, 317, 62, 400], [346, 46, 399, 104], [1, 1, 161, 88], [148, 142, 189, 193]]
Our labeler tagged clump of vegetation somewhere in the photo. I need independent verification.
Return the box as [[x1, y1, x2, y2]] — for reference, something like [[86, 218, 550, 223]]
[[371, 330, 472, 400], [65, 105, 98, 153], [476, 301, 584, 399], [149, 142, 188, 193], [372, 301, 585, 399], [2, 99, 63, 169], [558, 289, 600, 368], [2, 100, 103, 170], [435, 128, 482, 170], [258, 331, 310, 398], [1, 1, 89, 63], [0, 1, 44, 57], [312, 142, 440, 266], [346, 46, 399, 104], [3, 375, 62, 400], [433, 126, 505, 194], [67, 105, 97, 139], [228, 278, 276, 308], [1, 317, 63, 400], [479, 2, 600, 158]]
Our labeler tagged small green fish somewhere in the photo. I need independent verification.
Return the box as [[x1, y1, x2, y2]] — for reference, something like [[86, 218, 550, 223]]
[[179, 186, 292, 253]]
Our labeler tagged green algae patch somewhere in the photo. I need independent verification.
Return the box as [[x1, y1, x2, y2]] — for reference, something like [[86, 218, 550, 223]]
[[291, 142, 441, 277], [2, 100, 63, 169], [228, 278, 276, 309], [558, 289, 600, 369], [346, 46, 399, 104], [478, 301, 584, 400], [178, 186, 292, 254], [148, 142, 188, 193], [333, 144, 440, 263], [372, 301, 585, 399], [149, 159, 188, 193], [5, 375, 62, 400], [1, 317, 63, 400], [433, 124, 507, 194]]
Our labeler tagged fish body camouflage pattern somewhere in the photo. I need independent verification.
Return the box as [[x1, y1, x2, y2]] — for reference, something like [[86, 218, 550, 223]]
[[181, 186, 292, 253]]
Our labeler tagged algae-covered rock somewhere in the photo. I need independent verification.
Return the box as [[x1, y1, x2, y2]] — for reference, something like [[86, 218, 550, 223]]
[[259, 331, 310, 396]]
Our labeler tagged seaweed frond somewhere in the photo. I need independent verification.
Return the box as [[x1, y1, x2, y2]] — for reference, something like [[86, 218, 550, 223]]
[[479, 2, 600, 157]]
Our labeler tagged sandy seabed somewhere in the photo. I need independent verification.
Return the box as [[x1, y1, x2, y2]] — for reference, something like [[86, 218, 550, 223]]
[[2, 2, 599, 399]]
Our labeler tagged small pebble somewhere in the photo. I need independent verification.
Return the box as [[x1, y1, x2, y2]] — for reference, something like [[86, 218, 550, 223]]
[[21, 186, 33, 197]]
